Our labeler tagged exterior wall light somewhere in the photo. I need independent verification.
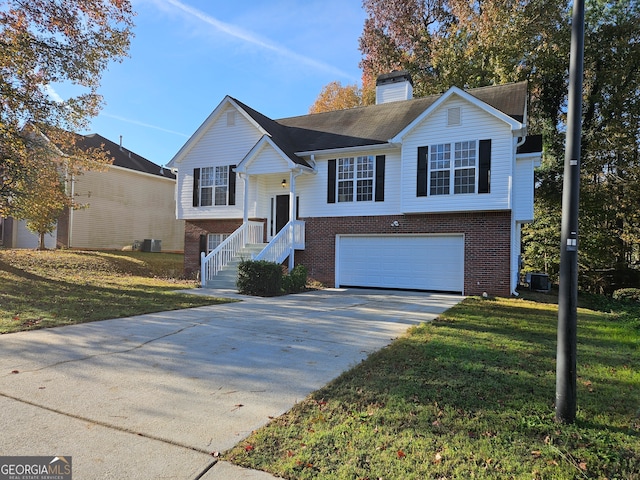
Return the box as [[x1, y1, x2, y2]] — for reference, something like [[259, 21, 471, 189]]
[[281, 178, 287, 188]]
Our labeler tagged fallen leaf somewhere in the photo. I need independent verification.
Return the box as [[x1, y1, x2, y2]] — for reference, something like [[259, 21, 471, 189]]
[[397, 450, 406, 459], [434, 452, 442, 463], [579, 462, 587, 471], [244, 445, 254, 452], [531, 450, 542, 458], [10, 370, 19, 374]]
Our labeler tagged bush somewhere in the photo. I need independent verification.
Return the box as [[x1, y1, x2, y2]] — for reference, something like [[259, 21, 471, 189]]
[[612, 288, 640, 304], [237, 260, 282, 296], [283, 265, 308, 294]]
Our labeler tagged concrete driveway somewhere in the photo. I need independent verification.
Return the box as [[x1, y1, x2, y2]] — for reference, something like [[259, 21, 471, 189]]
[[0, 288, 461, 479]]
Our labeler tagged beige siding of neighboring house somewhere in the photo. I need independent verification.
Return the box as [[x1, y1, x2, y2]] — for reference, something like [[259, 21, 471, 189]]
[[68, 165, 184, 251]]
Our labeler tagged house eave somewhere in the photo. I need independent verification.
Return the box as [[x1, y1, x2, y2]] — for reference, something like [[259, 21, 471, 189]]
[[108, 163, 177, 182], [167, 96, 270, 168], [236, 135, 314, 175], [389, 86, 525, 144], [296, 142, 396, 157]]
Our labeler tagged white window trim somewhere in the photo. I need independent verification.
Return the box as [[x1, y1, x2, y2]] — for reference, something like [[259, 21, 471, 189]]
[[337, 155, 375, 203], [429, 140, 478, 196], [207, 233, 230, 253]]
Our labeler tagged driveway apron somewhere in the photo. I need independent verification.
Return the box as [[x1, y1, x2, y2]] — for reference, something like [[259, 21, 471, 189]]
[[0, 289, 461, 479]]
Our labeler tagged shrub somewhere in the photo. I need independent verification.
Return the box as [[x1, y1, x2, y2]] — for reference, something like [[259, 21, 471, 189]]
[[612, 288, 640, 304], [283, 265, 308, 294], [237, 260, 282, 296]]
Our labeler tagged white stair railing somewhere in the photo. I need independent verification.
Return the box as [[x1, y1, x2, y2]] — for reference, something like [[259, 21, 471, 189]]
[[254, 220, 305, 264], [200, 221, 263, 286]]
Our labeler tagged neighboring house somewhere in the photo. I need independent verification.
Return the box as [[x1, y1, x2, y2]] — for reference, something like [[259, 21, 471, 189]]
[[0, 216, 57, 249], [168, 72, 542, 296], [2, 134, 184, 252]]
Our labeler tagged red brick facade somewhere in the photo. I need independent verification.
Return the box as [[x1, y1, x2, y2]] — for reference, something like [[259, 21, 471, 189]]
[[186, 211, 512, 296], [184, 219, 244, 277], [295, 211, 512, 297]]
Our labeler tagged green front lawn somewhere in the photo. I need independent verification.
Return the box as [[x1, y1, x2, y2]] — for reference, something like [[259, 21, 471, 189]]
[[0, 249, 233, 334], [227, 294, 640, 479]]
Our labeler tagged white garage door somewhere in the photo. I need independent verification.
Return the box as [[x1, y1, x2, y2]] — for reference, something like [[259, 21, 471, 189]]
[[337, 235, 464, 293]]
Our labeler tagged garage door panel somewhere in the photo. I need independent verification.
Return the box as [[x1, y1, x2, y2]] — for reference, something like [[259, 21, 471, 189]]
[[337, 235, 464, 293]]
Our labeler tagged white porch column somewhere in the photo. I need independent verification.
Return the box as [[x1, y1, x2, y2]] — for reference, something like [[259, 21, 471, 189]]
[[288, 170, 295, 270], [242, 173, 249, 223]]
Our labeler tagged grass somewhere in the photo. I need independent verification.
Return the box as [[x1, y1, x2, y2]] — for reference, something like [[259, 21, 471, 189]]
[[226, 293, 640, 479], [0, 249, 233, 334]]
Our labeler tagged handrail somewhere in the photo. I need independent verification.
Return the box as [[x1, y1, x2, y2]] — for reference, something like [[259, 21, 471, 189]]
[[254, 220, 305, 264], [200, 221, 263, 286]]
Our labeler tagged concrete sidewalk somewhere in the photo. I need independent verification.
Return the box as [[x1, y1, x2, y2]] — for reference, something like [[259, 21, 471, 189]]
[[0, 288, 461, 479]]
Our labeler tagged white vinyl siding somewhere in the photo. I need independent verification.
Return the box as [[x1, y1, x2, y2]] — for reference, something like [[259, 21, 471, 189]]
[[401, 97, 514, 214], [513, 155, 537, 222], [176, 104, 258, 220], [295, 149, 401, 218]]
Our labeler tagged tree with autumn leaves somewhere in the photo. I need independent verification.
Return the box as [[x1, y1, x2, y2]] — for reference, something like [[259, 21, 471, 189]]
[[1, 0, 134, 247], [312, 0, 640, 292]]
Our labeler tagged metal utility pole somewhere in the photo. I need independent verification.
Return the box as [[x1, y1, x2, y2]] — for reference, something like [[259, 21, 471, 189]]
[[556, 0, 585, 424]]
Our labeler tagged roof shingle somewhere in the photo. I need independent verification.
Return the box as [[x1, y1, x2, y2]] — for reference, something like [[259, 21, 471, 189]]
[[232, 81, 529, 165]]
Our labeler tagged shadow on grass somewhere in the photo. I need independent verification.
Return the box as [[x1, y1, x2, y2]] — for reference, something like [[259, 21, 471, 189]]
[[0, 259, 226, 333]]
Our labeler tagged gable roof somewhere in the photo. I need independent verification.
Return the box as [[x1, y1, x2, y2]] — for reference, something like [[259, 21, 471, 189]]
[[171, 81, 529, 168], [246, 81, 528, 157], [77, 134, 175, 179]]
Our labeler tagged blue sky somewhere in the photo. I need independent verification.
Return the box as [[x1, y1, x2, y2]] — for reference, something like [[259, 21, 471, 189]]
[[67, 0, 367, 166]]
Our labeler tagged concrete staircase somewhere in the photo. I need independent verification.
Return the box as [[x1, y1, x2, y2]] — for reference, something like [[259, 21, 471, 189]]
[[204, 243, 267, 290]]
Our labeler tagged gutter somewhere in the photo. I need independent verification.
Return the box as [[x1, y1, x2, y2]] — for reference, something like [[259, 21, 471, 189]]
[[296, 142, 396, 157]]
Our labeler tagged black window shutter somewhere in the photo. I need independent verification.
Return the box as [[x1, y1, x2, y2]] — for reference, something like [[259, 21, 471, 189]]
[[198, 234, 207, 264], [228, 164, 236, 205], [375, 155, 385, 202], [327, 159, 336, 203], [192, 168, 201, 207], [417, 146, 428, 197], [478, 139, 491, 194]]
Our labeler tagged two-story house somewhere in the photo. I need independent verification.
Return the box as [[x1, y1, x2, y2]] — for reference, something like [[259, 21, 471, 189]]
[[168, 72, 541, 296]]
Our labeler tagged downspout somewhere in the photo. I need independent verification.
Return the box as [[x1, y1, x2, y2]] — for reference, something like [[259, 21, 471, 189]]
[[511, 133, 527, 296], [68, 173, 74, 248]]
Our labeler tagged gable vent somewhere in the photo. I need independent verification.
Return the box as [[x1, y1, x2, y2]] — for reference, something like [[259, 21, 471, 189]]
[[226, 111, 235, 126], [447, 107, 461, 126]]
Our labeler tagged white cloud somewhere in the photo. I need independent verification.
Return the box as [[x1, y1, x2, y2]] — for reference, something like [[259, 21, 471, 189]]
[[44, 84, 64, 103], [102, 112, 190, 137], [151, 0, 355, 80]]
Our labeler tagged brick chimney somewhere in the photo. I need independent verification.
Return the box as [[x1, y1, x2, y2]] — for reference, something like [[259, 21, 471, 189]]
[[375, 70, 413, 104]]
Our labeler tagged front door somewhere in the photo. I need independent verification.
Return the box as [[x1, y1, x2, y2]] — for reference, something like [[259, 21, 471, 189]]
[[275, 194, 290, 234]]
